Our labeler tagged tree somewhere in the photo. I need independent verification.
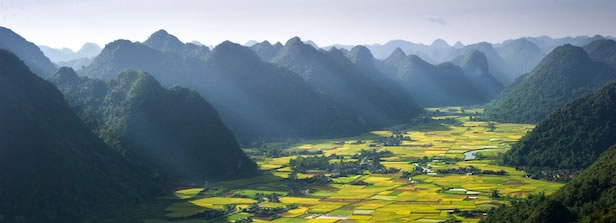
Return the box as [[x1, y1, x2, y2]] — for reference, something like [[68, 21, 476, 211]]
[[490, 189, 501, 198], [224, 204, 237, 213], [288, 171, 298, 180]]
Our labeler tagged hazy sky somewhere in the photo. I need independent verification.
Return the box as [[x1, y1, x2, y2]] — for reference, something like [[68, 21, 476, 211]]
[[1, 0, 615, 50]]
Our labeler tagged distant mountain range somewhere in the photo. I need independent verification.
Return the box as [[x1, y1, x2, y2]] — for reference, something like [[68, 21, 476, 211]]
[[375, 47, 492, 106], [328, 39, 534, 85], [270, 37, 421, 127], [323, 35, 613, 86], [4, 24, 615, 138], [250, 40, 503, 107], [521, 34, 614, 54], [39, 42, 101, 62], [50, 68, 257, 181], [0, 49, 158, 222], [80, 30, 406, 140]]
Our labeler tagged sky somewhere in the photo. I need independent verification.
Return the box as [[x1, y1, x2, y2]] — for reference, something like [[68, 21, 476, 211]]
[[1, 0, 615, 50]]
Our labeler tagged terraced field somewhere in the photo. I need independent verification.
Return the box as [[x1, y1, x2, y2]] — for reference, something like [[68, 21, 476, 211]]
[[147, 107, 563, 223]]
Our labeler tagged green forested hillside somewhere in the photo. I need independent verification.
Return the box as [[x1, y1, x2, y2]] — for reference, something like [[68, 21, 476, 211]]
[[482, 144, 616, 223], [485, 44, 616, 123], [0, 50, 158, 222], [584, 39, 616, 69], [503, 81, 616, 177], [50, 68, 257, 181]]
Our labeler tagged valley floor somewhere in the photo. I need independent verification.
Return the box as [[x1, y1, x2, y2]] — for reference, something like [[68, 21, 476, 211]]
[[145, 107, 563, 223]]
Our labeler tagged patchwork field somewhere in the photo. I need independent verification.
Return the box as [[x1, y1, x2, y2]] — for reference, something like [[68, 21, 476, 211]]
[[147, 107, 563, 223]]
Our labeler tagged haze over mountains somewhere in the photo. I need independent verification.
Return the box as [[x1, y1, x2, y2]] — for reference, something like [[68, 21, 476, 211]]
[[39, 42, 101, 62], [325, 35, 614, 86], [375, 48, 489, 106], [0, 27, 57, 77], [50, 68, 257, 181], [269, 37, 421, 126], [2, 20, 616, 223], [4, 25, 615, 140], [80, 30, 425, 140], [39, 43, 102, 71]]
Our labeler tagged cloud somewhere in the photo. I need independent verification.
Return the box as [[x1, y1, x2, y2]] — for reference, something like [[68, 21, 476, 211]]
[[427, 17, 447, 25]]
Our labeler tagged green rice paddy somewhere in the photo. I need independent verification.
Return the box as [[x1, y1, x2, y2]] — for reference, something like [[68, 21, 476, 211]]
[[148, 107, 563, 223]]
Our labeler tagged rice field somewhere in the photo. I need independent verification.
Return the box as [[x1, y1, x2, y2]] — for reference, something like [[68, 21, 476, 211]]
[[148, 107, 562, 223]]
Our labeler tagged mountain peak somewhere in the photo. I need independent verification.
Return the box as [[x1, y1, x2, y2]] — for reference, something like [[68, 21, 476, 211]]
[[106, 39, 135, 49], [460, 50, 490, 76], [261, 40, 272, 47], [540, 44, 590, 66], [391, 47, 406, 57], [327, 47, 346, 59], [144, 29, 184, 52], [431, 39, 450, 48], [244, 40, 258, 46], [485, 42, 616, 124], [153, 29, 169, 35], [113, 70, 163, 96], [285, 36, 304, 47], [251, 41, 282, 62], [383, 47, 407, 65], [453, 41, 465, 48], [77, 42, 102, 57], [584, 39, 616, 69], [51, 66, 80, 83], [211, 40, 261, 63], [347, 45, 375, 65]]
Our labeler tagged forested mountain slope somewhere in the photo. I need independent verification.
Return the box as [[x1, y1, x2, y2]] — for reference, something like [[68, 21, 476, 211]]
[[482, 144, 616, 223], [0, 49, 157, 222], [50, 68, 258, 180], [485, 44, 616, 123], [503, 81, 616, 178]]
